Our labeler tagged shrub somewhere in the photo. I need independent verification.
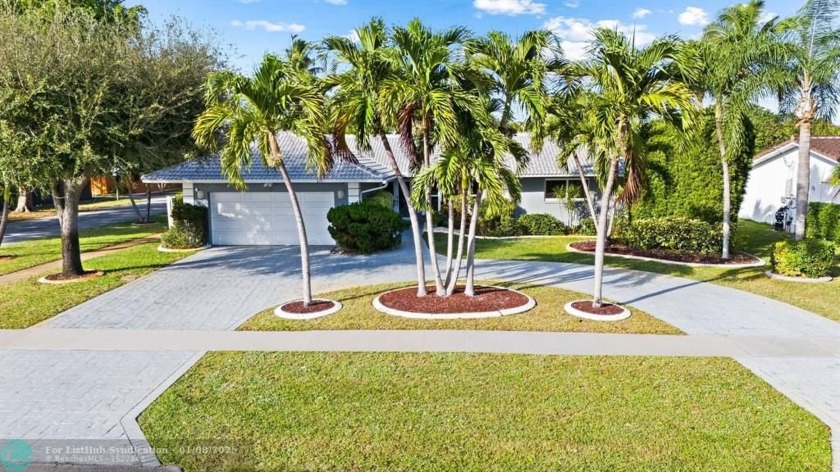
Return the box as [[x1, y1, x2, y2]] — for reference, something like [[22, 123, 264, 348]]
[[327, 201, 408, 254], [571, 218, 596, 236], [806, 202, 840, 243], [364, 191, 394, 210], [476, 199, 528, 237], [161, 199, 207, 249], [618, 216, 722, 254], [771, 239, 836, 278], [518, 213, 566, 235]]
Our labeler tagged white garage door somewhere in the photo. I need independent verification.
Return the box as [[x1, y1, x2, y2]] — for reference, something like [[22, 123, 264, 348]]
[[210, 191, 335, 246]]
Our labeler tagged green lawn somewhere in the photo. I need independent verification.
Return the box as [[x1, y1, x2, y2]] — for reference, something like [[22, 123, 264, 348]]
[[140, 352, 830, 472], [0, 241, 192, 329], [239, 282, 680, 334], [436, 221, 840, 323], [0, 214, 167, 276]]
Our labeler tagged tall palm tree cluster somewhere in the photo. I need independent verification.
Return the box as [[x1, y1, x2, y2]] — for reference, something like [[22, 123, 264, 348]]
[[193, 0, 839, 309]]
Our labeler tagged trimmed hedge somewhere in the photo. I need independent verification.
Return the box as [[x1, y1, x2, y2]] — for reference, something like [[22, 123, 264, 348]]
[[617, 216, 722, 254], [327, 201, 407, 254], [161, 199, 207, 249], [806, 202, 840, 244], [518, 213, 567, 236], [771, 239, 836, 278], [365, 191, 394, 210]]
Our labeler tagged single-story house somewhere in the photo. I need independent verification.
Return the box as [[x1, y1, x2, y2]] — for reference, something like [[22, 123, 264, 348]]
[[739, 136, 840, 231], [142, 132, 595, 246]]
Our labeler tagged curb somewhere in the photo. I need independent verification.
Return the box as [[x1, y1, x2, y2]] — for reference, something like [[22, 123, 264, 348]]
[[37, 271, 106, 285], [564, 300, 631, 322], [565, 243, 766, 268], [274, 299, 343, 320], [764, 270, 833, 284], [372, 286, 536, 319]]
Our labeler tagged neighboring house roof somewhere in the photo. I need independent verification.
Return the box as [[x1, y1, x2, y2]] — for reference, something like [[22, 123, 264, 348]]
[[754, 136, 840, 164], [142, 132, 594, 184]]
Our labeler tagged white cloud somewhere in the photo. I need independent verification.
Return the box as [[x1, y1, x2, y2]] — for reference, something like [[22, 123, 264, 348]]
[[543, 16, 657, 60], [231, 20, 306, 34], [677, 6, 709, 26], [473, 0, 546, 16], [564, 0, 579, 7], [759, 11, 778, 23], [632, 8, 652, 19], [344, 30, 360, 42], [324, 0, 348, 4]]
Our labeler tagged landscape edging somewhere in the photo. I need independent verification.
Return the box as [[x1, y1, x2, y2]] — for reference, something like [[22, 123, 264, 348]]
[[566, 243, 766, 268], [372, 286, 536, 319]]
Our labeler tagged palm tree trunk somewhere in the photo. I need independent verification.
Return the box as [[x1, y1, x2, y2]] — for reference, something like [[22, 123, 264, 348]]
[[573, 153, 597, 225], [422, 126, 445, 295], [60, 177, 88, 277], [379, 132, 426, 296], [271, 137, 313, 306], [447, 188, 468, 296], [443, 200, 455, 286], [593, 156, 618, 307], [0, 185, 10, 249], [464, 191, 483, 297], [794, 115, 812, 240], [715, 103, 731, 259]]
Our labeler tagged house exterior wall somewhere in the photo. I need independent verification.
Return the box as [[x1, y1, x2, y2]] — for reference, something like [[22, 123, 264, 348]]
[[516, 177, 594, 227], [188, 182, 349, 207], [739, 147, 840, 227]]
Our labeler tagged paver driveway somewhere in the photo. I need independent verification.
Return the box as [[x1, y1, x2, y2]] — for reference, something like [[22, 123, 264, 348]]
[[2, 236, 840, 469]]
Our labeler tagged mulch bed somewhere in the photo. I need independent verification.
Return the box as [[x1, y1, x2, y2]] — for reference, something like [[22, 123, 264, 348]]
[[378, 285, 530, 314], [571, 300, 625, 316], [570, 241, 758, 265], [42, 270, 104, 282], [280, 299, 336, 314]]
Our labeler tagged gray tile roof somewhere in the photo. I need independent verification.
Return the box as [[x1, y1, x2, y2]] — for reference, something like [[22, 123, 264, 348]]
[[142, 132, 594, 184]]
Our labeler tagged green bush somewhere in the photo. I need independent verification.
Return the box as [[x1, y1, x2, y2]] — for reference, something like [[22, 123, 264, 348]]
[[806, 202, 840, 243], [571, 218, 597, 236], [618, 216, 722, 254], [518, 213, 566, 235], [327, 201, 408, 254], [161, 199, 207, 249], [771, 239, 836, 278], [476, 199, 528, 237], [364, 191, 394, 210]]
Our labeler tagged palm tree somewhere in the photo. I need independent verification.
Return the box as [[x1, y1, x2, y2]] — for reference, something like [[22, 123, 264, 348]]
[[193, 54, 331, 305], [323, 18, 428, 296], [570, 29, 697, 307], [701, 0, 791, 257], [779, 0, 840, 239], [382, 18, 482, 296], [465, 29, 563, 135]]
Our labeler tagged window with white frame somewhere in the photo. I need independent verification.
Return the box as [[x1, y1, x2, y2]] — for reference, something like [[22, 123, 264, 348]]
[[545, 179, 585, 201]]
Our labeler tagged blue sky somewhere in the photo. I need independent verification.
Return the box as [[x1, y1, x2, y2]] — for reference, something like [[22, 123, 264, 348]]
[[128, 0, 802, 73]]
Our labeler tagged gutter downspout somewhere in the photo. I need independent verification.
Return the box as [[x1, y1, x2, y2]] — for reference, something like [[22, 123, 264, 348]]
[[359, 180, 392, 202]]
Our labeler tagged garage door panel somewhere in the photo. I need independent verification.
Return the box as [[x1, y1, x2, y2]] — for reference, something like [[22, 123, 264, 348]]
[[210, 191, 335, 246]]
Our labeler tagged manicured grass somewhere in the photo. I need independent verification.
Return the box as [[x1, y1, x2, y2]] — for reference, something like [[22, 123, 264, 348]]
[[0, 241, 192, 329], [6, 196, 137, 222], [238, 281, 680, 334], [436, 221, 840, 323], [140, 352, 830, 471], [0, 215, 167, 276]]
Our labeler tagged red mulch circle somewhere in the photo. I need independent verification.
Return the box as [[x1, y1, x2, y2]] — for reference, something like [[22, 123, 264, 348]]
[[378, 285, 530, 314], [280, 299, 336, 314], [571, 300, 625, 315], [42, 270, 104, 282], [570, 241, 758, 265]]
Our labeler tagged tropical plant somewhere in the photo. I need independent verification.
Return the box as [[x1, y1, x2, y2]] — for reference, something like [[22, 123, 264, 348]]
[[700, 0, 791, 257], [566, 28, 697, 307], [323, 18, 428, 296], [192, 53, 332, 305], [777, 0, 840, 240], [382, 18, 481, 296]]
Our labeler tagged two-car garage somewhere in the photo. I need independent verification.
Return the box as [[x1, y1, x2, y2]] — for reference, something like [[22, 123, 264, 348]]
[[209, 191, 336, 246]]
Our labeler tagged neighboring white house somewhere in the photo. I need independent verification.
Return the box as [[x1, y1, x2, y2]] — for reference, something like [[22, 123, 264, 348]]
[[142, 132, 596, 246], [739, 136, 840, 232]]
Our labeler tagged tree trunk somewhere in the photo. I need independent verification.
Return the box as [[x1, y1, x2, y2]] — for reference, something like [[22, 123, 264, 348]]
[[714, 103, 732, 259], [573, 153, 598, 226], [125, 176, 145, 223], [794, 118, 812, 240], [14, 187, 32, 213], [447, 188, 468, 296], [145, 186, 153, 223], [0, 185, 10, 248], [422, 125, 444, 295], [464, 191, 483, 297], [272, 142, 313, 305], [379, 132, 426, 296], [60, 177, 88, 277], [443, 199, 455, 286], [593, 156, 619, 307], [52, 181, 65, 229]]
